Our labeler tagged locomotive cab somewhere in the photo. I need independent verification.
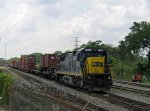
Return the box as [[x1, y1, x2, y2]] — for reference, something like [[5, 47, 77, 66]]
[[77, 48, 113, 91]]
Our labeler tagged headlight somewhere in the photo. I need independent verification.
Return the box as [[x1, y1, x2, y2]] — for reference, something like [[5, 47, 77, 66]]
[[88, 76, 91, 79]]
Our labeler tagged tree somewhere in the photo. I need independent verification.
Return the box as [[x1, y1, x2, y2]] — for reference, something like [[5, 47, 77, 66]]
[[124, 21, 150, 65], [53, 50, 62, 55], [31, 52, 43, 65], [80, 40, 102, 48]]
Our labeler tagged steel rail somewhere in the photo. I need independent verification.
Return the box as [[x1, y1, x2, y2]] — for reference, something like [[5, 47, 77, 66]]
[[105, 93, 150, 111], [3, 67, 108, 111], [112, 85, 150, 97], [113, 79, 150, 88]]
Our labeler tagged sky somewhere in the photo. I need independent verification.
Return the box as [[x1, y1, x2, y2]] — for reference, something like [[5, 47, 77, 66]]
[[0, 0, 150, 59]]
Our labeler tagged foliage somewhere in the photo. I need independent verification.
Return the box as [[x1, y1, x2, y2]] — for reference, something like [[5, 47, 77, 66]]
[[53, 50, 62, 55], [124, 21, 150, 64], [136, 60, 150, 76], [80, 40, 102, 48], [0, 70, 13, 105], [31, 52, 43, 66], [5, 57, 19, 65]]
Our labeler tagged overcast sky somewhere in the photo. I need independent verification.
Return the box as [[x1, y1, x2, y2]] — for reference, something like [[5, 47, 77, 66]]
[[0, 0, 150, 59]]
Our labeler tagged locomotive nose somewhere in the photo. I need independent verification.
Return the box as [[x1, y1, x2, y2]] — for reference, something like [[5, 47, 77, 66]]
[[86, 57, 105, 74]]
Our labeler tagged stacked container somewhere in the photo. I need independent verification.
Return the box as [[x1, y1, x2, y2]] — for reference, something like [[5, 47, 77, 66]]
[[40, 54, 60, 74], [20, 55, 36, 72], [11, 60, 19, 69]]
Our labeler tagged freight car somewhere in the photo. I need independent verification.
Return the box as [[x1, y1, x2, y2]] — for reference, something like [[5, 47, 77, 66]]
[[56, 48, 113, 91], [11, 60, 19, 69], [10, 48, 112, 91], [20, 55, 36, 72], [39, 54, 60, 76]]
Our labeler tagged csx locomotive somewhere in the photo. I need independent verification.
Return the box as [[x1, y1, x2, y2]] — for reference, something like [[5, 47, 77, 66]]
[[56, 48, 112, 91]]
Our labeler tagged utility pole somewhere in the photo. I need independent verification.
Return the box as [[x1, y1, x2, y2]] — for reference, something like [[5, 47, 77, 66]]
[[74, 37, 80, 49]]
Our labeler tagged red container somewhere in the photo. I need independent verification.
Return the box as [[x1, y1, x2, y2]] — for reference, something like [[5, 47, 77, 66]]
[[132, 74, 142, 82], [11, 60, 19, 69], [11, 60, 16, 67], [20, 55, 36, 72], [40, 54, 60, 73]]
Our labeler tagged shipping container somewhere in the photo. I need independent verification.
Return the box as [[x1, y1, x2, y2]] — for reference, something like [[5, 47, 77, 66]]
[[11, 60, 19, 69], [40, 54, 60, 74], [20, 55, 36, 72]]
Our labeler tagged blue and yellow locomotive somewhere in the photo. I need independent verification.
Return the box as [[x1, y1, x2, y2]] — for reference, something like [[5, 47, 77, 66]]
[[56, 47, 113, 91]]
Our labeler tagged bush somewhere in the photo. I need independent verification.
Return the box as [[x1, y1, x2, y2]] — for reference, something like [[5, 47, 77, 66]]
[[111, 57, 137, 80], [0, 71, 13, 105]]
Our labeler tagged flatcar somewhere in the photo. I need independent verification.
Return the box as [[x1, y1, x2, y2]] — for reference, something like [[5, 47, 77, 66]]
[[56, 47, 113, 91]]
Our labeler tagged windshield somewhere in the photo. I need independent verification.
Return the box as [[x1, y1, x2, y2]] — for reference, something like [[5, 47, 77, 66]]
[[79, 51, 105, 62]]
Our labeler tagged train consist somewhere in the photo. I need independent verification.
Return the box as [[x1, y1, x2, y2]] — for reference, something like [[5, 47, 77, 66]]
[[11, 55, 36, 72], [10, 47, 113, 91]]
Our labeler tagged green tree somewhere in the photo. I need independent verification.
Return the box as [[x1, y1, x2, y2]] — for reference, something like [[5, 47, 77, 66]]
[[80, 40, 102, 48], [53, 50, 62, 55], [31, 52, 43, 65], [124, 21, 150, 65]]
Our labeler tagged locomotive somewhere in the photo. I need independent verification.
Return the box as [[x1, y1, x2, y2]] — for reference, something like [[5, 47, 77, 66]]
[[56, 48, 112, 91], [10, 47, 112, 91]]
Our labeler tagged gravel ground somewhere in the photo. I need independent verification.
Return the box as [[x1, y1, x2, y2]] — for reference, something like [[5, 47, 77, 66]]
[[5, 67, 129, 111], [113, 82, 150, 92], [110, 88, 150, 104], [111, 82, 150, 104], [0, 106, 8, 111]]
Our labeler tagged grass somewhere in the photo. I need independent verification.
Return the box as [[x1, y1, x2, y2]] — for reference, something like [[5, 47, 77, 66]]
[[0, 67, 13, 105]]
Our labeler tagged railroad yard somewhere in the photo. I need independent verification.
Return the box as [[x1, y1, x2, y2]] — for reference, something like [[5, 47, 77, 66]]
[[0, 1, 150, 111], [1, 67, 150, 111]]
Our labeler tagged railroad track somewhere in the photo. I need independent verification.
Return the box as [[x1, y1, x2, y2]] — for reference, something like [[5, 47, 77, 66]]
[[3, 67, 108, 111], [113, 79, 150, 88], [4, 67, 150, 111], [112, 85, 150, 97], [104, 93, 150, 111], [84, 90, 150, 111]]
